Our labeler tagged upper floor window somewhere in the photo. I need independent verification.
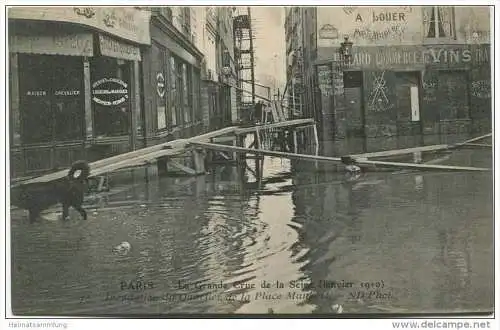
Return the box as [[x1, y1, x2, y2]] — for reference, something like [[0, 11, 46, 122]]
[[423, 6, 455, 40], [182, 7, 191, 35]]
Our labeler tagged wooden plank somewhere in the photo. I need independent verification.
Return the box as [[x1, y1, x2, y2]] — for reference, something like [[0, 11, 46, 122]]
[[460, 143, 492, 148], [212, 136, 236, 143], [454, 133, 492, 146], [270, 102, 280, 122], [189, 142, 491, 172], [350, 133, 492, 160], [167, 160, 197, 176], [275, 101, 286, 121], [350, 144, 450, 159], [235, 118, 315, 135]]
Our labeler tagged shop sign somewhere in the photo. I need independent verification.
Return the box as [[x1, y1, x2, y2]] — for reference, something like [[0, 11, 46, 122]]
[[98, 34, 141, 61], [318, 45, 490, 69], [318, 24, 339, 40], [54, 90, 81, 96], [92, 78, 129, 106], [8, 7, 151, 45], [9, 33, 93, 57], [25, 90, 47, 96], [156, 73, 166, 98]]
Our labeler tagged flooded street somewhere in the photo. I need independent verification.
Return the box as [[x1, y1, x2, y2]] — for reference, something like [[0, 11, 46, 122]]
[[10, 141, 493, 315]]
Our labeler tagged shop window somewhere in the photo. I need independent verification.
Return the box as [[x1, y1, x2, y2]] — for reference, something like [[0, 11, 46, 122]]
[[18, 54, 84, 145], [182, 63, 192, 124], [169, 56, 178, 127], [153, 42, 167, 131], [90, 57, 131, 137], [193, 68, 201, 122], [423, 6, 456, 40]]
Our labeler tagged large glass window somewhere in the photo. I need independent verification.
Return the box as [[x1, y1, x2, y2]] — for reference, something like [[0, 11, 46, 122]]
[[182, 63, 192, 124], [169, 56, 178, 127], [18, 54, 84, 144], [153, 42, 167, 131], [193, 68, 201, 122], [90, 57, 131, 137]]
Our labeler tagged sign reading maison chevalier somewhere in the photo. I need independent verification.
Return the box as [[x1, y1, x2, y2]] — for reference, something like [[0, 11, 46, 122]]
[[8, 7, 151, 45]]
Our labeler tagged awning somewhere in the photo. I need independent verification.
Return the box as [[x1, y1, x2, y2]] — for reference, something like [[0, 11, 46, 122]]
[[98, 34, 141, 62], [9, 33, 93, 56]]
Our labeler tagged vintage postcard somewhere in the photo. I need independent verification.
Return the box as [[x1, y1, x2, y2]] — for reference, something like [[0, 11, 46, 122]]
[[3, 1, 495, 325]]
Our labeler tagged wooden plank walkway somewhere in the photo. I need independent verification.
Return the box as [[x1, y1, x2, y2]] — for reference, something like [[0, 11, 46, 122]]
[[190, 142, 491, 172], [11, 120, 316, 188], [13, 126, 239, 187]]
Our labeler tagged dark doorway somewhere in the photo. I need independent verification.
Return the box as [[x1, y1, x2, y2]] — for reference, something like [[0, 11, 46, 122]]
[[343, 71, 364, 138], [394, 71, 422, 136]]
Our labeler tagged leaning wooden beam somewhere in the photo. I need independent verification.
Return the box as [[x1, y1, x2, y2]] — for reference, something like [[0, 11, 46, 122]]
[[90, 147, 186, 177], [460, 143, 493, 148], [350, 144, 450, 159], [350, 133, 493, 160], [189, 142, 491, 172], [167, 160, 197, 176], [453, 133, 492, 146]]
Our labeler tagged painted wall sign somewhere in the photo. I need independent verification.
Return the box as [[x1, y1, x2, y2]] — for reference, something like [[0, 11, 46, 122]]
[[156, 73, 166, 98], [471, 80, 491, 99], [8, 7, 151, 45], [318, 24, 339, 40], [26, 90, 47, 96], [54, 90, 81, 96], [98, 34, 141, 61], [318, 45, 490, 69], [317, 6, 420, 47], [9, 33, 93, 56], [92, 78, 129, 106]]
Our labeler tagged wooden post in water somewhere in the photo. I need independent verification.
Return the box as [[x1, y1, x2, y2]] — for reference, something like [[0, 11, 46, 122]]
[[313, 123, 319, 149], [192, 148, 206, 175], [292, 128, 298, 154]]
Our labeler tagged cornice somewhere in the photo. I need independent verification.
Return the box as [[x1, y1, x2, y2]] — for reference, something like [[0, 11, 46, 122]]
[[151, 14, 203, 60]]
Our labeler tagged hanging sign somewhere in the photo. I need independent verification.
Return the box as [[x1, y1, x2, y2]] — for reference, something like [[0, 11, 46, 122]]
[[92, 78, 129, 106], [156, 72, 166, 98]]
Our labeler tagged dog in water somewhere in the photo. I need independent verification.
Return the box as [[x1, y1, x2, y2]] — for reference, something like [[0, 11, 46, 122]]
[[11, 160, 90, 223]]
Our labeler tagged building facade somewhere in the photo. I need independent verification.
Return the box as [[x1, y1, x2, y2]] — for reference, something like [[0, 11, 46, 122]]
[[284, 7, 305, 119], [141, 7, 204, 147], [9, 6, 240, 179], [8, 7, 151, 178], [291, 6, 491, 146]]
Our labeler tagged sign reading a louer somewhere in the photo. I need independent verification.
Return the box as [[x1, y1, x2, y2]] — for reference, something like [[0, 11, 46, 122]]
[[92, 78, 129, 106]]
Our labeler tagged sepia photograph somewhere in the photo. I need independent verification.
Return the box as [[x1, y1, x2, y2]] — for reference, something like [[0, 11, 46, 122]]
[[3, 1, 495, 321]]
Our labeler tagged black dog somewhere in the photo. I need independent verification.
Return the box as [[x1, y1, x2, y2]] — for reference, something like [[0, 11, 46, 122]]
[[11, 160, 90, 223]]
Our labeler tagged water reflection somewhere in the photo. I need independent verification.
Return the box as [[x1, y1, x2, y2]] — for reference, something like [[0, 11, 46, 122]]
[[10, 142, 493, 315]]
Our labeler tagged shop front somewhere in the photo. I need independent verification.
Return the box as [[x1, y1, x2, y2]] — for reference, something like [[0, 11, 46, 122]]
[[141, 12, 203, 147], [315, 43, 491, 145], [8, 7, 151, 178]]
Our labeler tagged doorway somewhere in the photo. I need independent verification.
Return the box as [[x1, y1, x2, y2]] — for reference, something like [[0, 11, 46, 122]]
[[343, 71, 365, 138], [394, 71, 422, 136]]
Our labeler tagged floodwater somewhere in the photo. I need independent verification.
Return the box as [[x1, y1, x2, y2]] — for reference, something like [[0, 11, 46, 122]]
[[10, 137, 494, 315]]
